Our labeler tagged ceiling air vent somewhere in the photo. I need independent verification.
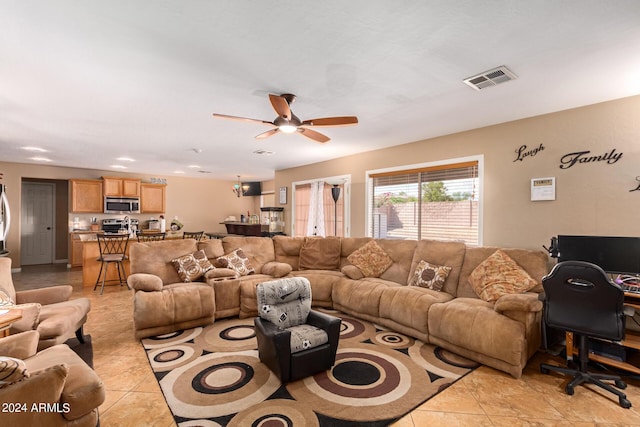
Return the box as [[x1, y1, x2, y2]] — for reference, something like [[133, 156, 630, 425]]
[[463, 66, 517, 91]]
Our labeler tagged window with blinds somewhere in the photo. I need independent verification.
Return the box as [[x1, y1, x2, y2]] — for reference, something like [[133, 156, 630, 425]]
[[369, 161, 479, 245]]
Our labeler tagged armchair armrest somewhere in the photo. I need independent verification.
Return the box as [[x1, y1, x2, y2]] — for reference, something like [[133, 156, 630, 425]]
[[127, 273, 163, 292], [15, 285, 73, 305], [0, 330, 39, 359], [261, 262, 293, 278], [205, 268, 238, 281], [494, 292, 543, 314], [254, 317, 291, 380], [9, 303, 41, 334]]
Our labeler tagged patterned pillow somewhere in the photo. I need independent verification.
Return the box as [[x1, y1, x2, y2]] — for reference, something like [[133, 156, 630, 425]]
[[409, 260, 452, 291], [171, 250, 214, 282], [346, 240, 393, 277], [0, 357, 29, 388], [216, 248, 255, 277], [468, 249, 538, 302]]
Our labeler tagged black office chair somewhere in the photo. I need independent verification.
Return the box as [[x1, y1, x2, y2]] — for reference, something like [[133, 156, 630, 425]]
[[540, 261, 633, 408], [182, 231, 204, 241]]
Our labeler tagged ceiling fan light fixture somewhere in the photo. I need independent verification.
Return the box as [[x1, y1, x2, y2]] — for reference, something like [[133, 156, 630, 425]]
[[279, 124, 297, 134]]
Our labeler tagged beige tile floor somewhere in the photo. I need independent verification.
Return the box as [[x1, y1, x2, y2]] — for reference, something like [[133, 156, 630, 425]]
[[11, 264, 640, 426]]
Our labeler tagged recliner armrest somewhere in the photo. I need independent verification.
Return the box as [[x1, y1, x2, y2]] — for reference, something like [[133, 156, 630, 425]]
[[261, 262, 293, 278], [0, 330, 39, 359], [16, 285, 73, 305], [127, 273, 163, 292], [494, 292, 543, 314]]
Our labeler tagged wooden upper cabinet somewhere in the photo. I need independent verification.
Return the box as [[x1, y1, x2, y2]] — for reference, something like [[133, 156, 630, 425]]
[[140, 183, 166, 213], [103, 177, 141, 197], [70, 179, 103, 213]]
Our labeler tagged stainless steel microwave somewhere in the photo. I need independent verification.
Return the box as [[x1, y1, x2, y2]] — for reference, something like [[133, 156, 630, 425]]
[[104, 197, 141, 214]]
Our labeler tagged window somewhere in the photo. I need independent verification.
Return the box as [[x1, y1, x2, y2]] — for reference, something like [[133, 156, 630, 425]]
[[292, 177, 348, 237], [367, 157, 481, 245]]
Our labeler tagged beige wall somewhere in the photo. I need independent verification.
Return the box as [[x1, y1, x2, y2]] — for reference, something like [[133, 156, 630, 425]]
[[275, 95, 640, 251], [0, 163, 266, 267]]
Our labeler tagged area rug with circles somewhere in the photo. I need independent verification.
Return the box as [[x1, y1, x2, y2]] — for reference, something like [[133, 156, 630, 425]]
[[141, 309, 479, 427]]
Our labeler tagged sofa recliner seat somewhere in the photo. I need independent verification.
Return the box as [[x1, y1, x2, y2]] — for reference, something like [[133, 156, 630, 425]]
[[128, 235, 549, 378]]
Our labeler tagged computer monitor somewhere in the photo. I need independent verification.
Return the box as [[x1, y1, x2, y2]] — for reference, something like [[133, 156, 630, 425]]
[[557, 235, 640, 275]]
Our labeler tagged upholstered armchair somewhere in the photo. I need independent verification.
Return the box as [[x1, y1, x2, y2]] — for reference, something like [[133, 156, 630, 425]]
[[0, 258, 91, 350], [254, 277, 341, 383], [0, 330, 105, 426]]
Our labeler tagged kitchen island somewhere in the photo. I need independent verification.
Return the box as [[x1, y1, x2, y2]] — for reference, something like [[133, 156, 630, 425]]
[[80, 231, 185, 287]]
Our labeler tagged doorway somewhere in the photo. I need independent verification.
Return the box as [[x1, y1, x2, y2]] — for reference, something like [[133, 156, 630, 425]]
[[21, 182, 55, 265]]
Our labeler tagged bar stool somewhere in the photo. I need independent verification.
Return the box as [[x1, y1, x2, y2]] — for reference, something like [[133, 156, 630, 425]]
[[136, 231, 166, 242], [182, 231, 204, 241], [94, 234, 130, 295]]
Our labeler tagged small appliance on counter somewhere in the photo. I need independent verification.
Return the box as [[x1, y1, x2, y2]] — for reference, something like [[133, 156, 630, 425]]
[[101, 218, 139, 234]]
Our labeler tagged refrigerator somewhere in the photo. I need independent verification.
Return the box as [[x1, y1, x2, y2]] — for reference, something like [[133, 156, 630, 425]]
[[0, 183, 10, 256]]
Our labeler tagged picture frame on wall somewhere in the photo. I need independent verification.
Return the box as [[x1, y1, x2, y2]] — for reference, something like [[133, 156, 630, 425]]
[[279, 186, 287, 204]]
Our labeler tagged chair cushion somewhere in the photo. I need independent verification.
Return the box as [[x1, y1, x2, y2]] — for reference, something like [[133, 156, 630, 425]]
[[37, 298, 90, 340], [347, 240, 393, 277], [257, 277, 312, 328], [171, 250, 214, 282], [288, 324, 329, 353], [468, 249, 538, 302]]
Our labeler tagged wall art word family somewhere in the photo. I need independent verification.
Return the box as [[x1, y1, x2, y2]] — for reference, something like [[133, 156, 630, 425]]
[[514, 143, 545, 162], [559, 148, 623, 169]]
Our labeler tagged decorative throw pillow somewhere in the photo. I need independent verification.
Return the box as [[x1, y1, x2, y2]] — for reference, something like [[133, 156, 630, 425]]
[[468, 249, 538, 302], [0, 357, 29, 388], [171, 250, 214, 282], [346, 240, 393, 277], [216, 248, 255, 277], [298, 237, 341, 270], [409, 260, 452, 291]]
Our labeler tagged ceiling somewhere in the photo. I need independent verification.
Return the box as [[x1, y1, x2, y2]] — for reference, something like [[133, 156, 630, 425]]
[[2, 1, 640, 182]]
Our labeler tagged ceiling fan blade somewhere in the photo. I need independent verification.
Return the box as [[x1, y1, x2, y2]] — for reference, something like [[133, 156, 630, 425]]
[[269, 94, 291, 120], [301, 116, 358, 127], [212, 113, 274, 126], [255, 128, 280, 140], [298, 128, 330, 143]]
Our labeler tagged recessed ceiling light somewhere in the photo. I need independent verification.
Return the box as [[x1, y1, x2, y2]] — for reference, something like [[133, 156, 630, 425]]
[[30, 156, 52, 162], [188, 165, 201, 169], [174, 170, 185, 174], [116, 157, 135, 162], [111, 165, 127, 169], [23, 146, 48, 152]]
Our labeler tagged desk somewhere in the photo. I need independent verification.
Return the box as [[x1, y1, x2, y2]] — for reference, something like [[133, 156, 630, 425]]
[[565, 291, 640, 374], [0, 308, 22, 337]]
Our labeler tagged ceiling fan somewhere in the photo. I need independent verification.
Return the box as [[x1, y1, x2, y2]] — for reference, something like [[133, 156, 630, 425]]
[[213, 93, 358, 143]]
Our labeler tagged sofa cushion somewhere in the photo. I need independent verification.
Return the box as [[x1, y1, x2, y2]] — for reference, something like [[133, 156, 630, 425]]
[[409, 260, 452, 291], [222, 237, 275, 274], [299, 237, 341, 270], [347, 240, 393, 277], [171, 250, 214, 282], [289, 324, 328, 353], [0, 356, 29, 387], [129, 239, 198, 285], [468, 249, 538, 302], [273, 235, 305, 270], [217, 248, 255, 276]]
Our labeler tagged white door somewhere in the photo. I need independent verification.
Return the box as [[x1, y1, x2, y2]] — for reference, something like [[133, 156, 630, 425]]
[[21, 182, 55, 265]]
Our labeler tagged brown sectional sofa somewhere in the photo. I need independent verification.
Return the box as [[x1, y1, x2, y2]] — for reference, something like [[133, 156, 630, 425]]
[[127, 235, 549, 378]]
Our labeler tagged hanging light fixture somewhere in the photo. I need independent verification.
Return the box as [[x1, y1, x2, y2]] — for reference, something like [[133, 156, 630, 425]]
[[232, 175, 250, 197]]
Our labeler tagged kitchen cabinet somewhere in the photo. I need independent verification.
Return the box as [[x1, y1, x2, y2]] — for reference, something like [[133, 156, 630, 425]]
[[103, 177, 141, 197], [70, 179, 103, 213], [69, 232, 95, 267], [140, 183, 166, 213]]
